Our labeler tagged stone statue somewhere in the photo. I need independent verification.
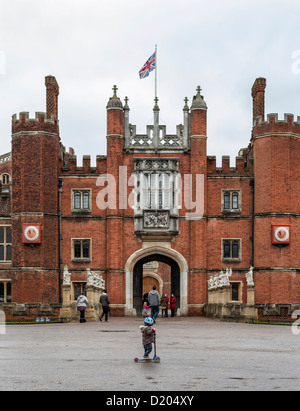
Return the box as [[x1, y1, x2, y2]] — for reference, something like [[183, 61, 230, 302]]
[[87, 268, 105, 290], [207, 276, 214, 290], [86, 268, 93, 286], [63, 266, 71, 285], [246, 266, 254, 287]]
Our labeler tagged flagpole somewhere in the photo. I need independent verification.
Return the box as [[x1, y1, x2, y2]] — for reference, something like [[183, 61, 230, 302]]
[[155, 44, 157, 101]]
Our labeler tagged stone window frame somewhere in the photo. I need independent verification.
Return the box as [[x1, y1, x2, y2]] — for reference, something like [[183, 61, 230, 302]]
[[133, 158, 180, 216], [141, 172, 174, 211], [71, 189, 92, 213], [0, 279, 12, 303], [71, 238, 92, 262], [221, 238, 242, 262], [0, 226, 12, 263], [1, 174, 10, 185], [0, 173, 11, 196], [221, 189, 242, 213]]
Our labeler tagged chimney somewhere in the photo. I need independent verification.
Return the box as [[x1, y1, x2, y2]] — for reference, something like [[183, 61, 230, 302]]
[[45, 75, 59, 119], [251, 77, 266, 124]]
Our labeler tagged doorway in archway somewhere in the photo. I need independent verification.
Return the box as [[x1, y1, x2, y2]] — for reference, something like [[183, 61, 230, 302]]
[[143, 275, 160, 296], [133, 254, 180, 316]]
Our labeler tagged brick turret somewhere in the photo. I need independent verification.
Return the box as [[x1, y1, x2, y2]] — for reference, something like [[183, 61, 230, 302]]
[[190, 85, 207, 137], [105, 85, 124, 308], [188, 86, 208, 308], [11, 76, 60, 305], [106, 85, 123, 136], [251, 77, 300, 306]]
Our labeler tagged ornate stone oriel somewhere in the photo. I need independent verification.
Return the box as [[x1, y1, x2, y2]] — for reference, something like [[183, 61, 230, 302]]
[[133, 157, 179, 238]]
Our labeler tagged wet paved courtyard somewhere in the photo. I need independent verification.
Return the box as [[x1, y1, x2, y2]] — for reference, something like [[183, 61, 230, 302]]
[[1, 316, 300, 392]]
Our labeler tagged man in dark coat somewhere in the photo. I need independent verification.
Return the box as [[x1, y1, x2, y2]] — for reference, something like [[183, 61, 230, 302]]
[[99, 290, 110, 322], [147, 286, 160, 321]]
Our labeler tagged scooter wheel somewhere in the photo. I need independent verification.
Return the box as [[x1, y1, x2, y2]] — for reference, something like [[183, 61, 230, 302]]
[[154, 356, 161, 363]]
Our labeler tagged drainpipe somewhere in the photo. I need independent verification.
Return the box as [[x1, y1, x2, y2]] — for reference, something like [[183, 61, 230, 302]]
[[249, 179, 255, 267], [58, 179, 63, 304]]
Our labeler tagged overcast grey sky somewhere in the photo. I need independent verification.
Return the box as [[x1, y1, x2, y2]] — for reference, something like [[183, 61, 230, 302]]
[[0, 0, 300, 165]]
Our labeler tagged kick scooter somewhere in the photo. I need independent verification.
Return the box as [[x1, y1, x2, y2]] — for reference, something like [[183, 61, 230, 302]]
[[134, 329, 161, 363]]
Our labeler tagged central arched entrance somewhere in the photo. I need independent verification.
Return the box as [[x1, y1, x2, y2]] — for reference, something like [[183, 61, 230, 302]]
[[125, 246, 188, 316], [133, 254, 180, 315]]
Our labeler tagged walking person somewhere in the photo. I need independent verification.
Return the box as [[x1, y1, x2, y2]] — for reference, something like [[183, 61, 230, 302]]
[[161, 293, 169, 318], [142, 301, 150, 318], [77, 292, 88, 323], [170, 293, 176, 317], [148, 286, 160, 322], [99, 290, 110, 322]]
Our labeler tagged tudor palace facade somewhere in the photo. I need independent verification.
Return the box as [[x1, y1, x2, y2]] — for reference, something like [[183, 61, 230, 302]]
[[0, 75, 300, 322]]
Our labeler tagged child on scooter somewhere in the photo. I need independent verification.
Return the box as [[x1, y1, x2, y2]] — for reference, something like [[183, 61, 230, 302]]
[[139, 317, 155, 358]]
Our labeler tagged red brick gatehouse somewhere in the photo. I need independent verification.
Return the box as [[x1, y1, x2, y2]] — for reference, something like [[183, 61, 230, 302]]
[[0, 76, 299, 322]]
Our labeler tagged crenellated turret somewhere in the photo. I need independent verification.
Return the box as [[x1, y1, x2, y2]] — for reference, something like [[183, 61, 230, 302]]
[[10, 76, 61, 305], [251, 77, 300, 299]]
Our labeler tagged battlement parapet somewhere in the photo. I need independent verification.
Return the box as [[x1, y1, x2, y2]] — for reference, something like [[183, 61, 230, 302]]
[[59, 154, 107, 174], [0, 152, 11, 165], [207, 155, 253, 175], [12, 111, 59, 135], [252, 113, 300, 138]]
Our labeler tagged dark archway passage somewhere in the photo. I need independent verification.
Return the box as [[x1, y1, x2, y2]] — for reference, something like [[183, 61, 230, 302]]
[[133, 254, 180, 315]]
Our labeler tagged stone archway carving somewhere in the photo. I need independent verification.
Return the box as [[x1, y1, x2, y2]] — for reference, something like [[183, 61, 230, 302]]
[[125, 245, 188, 316]]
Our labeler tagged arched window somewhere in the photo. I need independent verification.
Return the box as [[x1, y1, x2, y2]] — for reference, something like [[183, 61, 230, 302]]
[[224, 192, 230, 209], [72, 239, 91, 261], [222, 239, 241, 261], [232, 241, 239, 259], [74, 192, 81, 209], [74, 240, 81, 258], [82, 192, 90, 209], [0, 227, 12, 262], [2, 174, 10, 185], [222, 190, 241, 212], [232, 192, 239, 209], [82, 241, 90, 258], [223, 241, 231, 259], [72, 190, 91, 211]]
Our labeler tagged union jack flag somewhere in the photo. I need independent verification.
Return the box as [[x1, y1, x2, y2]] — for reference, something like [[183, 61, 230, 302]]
[[139, 51, 156, 79]]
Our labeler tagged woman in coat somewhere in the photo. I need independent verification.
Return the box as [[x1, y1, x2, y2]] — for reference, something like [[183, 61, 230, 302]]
[[77, 292, 88, 323], [161, 293, 169, 318], [170, 294, 176, 317]]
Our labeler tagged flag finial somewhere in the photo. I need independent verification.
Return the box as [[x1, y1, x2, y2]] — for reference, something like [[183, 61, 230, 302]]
[[183, 97, 189, 111], [106, 85, 123, 110]]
